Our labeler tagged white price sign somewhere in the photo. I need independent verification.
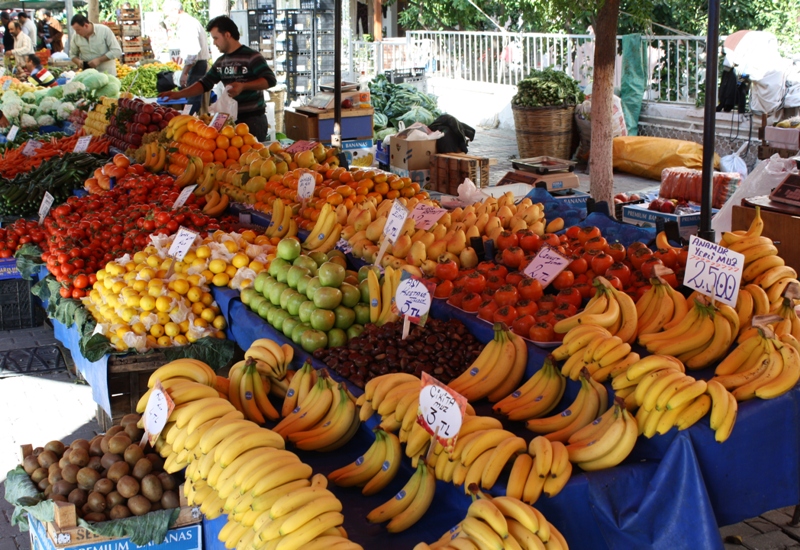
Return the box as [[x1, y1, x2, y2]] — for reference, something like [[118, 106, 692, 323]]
[[2, 80, 11, 91], [409, 204, 447, 230], [383, 200, 409, 244], [522, 245, 571, 287], [38, 191, 54, 224], [143, 380, 175, 446], [417, 372, 467, 453], [182, 104, 193, 115], [395, 277, 432, 321], [683, 235, 744, 307], [239, 212, 252, 224], [172, 184, 197, 210], [73, 136, 92, 153], [167, 226, 199, 261], [335, 238, 352, 254], [7, 125, 18, 141], [21, 140, 42, 157], [297, 173, 316, 199], [210, 112, 229, 131]]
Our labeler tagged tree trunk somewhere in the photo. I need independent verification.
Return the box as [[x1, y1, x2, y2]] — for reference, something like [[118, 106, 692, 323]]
[[88, 0, 99, 23], [588, 0, 620, 214], [374, 0, 383, 40]]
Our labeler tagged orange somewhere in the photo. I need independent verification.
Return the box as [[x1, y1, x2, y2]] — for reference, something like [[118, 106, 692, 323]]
[[240, 144, 252, 154], [243, 134, 257, 145], [326, 193, 343, 205], [227, 146, 240, 161], [230, 135, 244, 148], [235, 123, 249, 136], [375, 182, 389, 194], [221, 125, 236, 138], [251, 142, 265, 150], [223, 158, 237, 168], [215, 135, 230, 149], [213, 148, 228, 162]]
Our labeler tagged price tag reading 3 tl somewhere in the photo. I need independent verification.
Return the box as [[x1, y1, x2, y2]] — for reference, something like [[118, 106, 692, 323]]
[[383, 200, 409, 243], [73, 135, 92, 153], [683, 235, 744, 307], [143, 380, 175, 446], [167, 226, 199, 262], [38, 191, 54, 224], [522, 245, 571, 287], [417, 372, 467, 453]]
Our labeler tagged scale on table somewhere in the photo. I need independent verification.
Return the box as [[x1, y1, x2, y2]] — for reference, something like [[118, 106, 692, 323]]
[[769, 172, 800, 207], [497, 156, 581, 194]]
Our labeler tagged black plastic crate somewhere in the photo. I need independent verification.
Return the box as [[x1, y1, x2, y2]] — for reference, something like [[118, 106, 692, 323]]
[[316, 53, 335, 72], [316, 32, 335, 51], [275, 53, 311, 72], [276, 10, 313, 31], [279, 32, 312, 52], [247, 0, 275, 9], [384, 67, 425, 83], [0, 278, 42, 330], [315, 11, 334, 30], [248, 10, 275, 27], [300, 0, 334, 9]]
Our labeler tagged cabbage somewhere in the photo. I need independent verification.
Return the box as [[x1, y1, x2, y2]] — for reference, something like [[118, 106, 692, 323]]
[[73, 69, 109, 89], [21, 92, 36, 103], [45, 86, 63, 99], [373, 112, 388, 131], [375, 127, 397, 141], [96, 77, 121, 99], [395, 105, 435, 127]]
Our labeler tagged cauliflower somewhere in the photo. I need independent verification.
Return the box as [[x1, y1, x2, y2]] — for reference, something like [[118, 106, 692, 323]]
[[57, 102, 74, 121], [37, 114, 56, 127], [22, 103, 35, 114], [63, 80, 87, 98], [38, 96, 60, 112], [21, 92, 36, 103], [1, 102, 22, 119], [21, 114, 37, 128]]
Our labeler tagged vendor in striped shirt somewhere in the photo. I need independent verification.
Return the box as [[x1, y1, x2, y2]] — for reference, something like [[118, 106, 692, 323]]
[[23, 54, 56, 87], [158, 15, 276, 141]]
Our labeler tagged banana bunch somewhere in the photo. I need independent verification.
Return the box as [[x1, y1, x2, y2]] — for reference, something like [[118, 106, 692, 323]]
[[228, 358, 280, 424], [245, 338, 294, 384], [174, 155, 203, 188], [447, 323, 528, 402], [417, 495, 569, 550], [267, 198, 299, 240], [631, 367, 709, 438], [194, 163, 220, 196], [525, 373, 606, 442], [493, 357, 566, 421], [366, 462, 437, 533], [714, 326, 800, 403], [274, 366, 360, 452], [203, 188, 230, 217], [136, 359, 219, 412], [735, 284, 771, 338], [566, 402, 638, 471], [635, 277, 688, 336], [639, 296, 738, 370], [328, 429, 402, 495], [165, 114, 194, 139], [366, 265, 404, 326], [554, 277, 637, 344], [771, 296, 800, 340], [551, 325, 641, 382], [425, 416, 504, 483], [610, 354, 684, 409], [506, 437, 571, 503], [302, 202, 342, 254], [142, 142, 167, 173], [444, 429, 526, 493]]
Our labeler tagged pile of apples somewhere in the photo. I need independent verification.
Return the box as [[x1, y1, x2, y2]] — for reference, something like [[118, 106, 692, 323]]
[[105, 98, 177, 150]]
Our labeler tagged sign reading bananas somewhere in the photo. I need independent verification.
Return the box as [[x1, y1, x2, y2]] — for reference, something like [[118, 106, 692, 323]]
[[144, 380, 175, 446], [523, 245, 571, 287], [684, 236, 744, 307], [417, 372, 467, 453]]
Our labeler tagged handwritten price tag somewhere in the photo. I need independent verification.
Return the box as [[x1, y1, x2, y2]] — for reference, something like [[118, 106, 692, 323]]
[[210, 112, 229, 131], [21, 140, 42, 157], [239, 212, 252, 225], [683, 235, 744, 307], [335, 238, 353, 254], [167, 226, 199, 261], [73, 135, 92, 153], [7, 125, 18, 141], [143, 380, 175, 446], [383, 200, 409, 244], [172, 184, 197, 210], [522, 246, 571, 287], [417, 372, 467, 454], [395, 276, 433, 322], [297, 173, 316, 199], [38, 192, 54, 225], [182, 104, 193, 115], [409, 204, 447, 230]]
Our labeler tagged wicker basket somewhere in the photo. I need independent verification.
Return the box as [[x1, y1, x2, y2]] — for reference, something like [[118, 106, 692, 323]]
[[512, 104, 576, 160]]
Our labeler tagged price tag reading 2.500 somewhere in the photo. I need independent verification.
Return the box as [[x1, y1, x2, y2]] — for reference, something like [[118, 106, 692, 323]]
[[416, 372, 467, 454], [683, 235, 744, 307]]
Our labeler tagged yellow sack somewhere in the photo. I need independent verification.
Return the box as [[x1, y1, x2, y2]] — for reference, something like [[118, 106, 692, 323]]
[[612, 136, 720, 180]]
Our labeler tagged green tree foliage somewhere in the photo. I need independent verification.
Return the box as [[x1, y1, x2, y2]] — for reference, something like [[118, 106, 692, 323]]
[[96, 0, 208, 26]]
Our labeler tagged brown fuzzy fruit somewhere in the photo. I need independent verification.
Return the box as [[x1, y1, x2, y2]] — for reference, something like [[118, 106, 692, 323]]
[[69, 447, 90, 467], [100, 427, 124, 454], [71, 439, 90, 452], [68, 488, 88, 508], [87, 491, 107, 513], [107, 435, 132, 456], [124, 423, 143, 442], [156, 472, 177, 491], [88, 436, 104, 457], [106, 461, 130, 483], [31, 467, 48, 485], [140, 474, 163, 503], [100, 453, 123, 470], [51, 480, 76, 497], [93, 478, 115, 495], [123, 445, 144, 467], [44, 441, 66, 456], [22, 455, 39, 474], [87, 456, 104, 472], [39, 479, 50, 492], [83, 512, 107, 522], [47, 468, 63, 485], [50, 494, 67, 503], [160, 490, 180, 509], [120, 414, 140, 427], [58, 456, 71, 469], [145, 453, 164, 470], [106, 491, 125, 509], [127, 495, 152, 516], [76, 467, 101, 492], [109, 505, 131, 520], [61, 463, 79, 484], [116, 475, 140, 498], [37, 451, 58, 469], [150, 500, 163, 511], [32, 447, 44, 456], [131, 458, 153, 480]]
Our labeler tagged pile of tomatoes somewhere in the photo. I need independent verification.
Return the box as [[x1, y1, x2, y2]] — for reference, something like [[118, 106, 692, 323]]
[[0, 219, 48, 259], [428, 224, 689, 342]]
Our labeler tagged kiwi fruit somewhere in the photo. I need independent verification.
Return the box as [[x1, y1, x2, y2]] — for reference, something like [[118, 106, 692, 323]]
[[88, 436, 104, 457], [87, 491, 107, 513], [120, 414, 140, 427], [30, 467, 48, 484], [68, 488, 88, 508], [100, 427, 124, 454], [62, 448, 72, 462], [150, 501, 163, 511], [157, 472, 177, 491], [69, 447, 90, 467], [131, 458, 153, 480], [44, 441, 66, 456], [84, 512, 107, 522], [50, 494, 67, 503], [100, 453, 123, 470], [106, 461, 130, 483], [116, 475, 140, 498], [106, 491, 125, 509], [81, 503, 92, 516], [32, 447, 44, 456], [127, 495, 152, 516], [58, 456, 71, 469], [52, 480, 76, 497], [87, 456, 104, 472], [123, 445, 144, 467], [76, 467, 101, 492], [94, 478, 115, 495], [140, 474, 163, 503], [107, 434, 132, 456], [71, 439, 90, 452], [61, 463, 79, 484], [37, 450, 58, 469], [39, 479, 50, 491], [109, 504, 131, 520], [124, 423, 144, 442], [145, 453, 164, 470], [48, 467, 63, 485], [22, 455, 39, 474], [160, 490, 180, 509]]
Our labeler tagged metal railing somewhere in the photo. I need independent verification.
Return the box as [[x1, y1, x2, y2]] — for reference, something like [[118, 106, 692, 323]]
[[347, 31, 708, 105]]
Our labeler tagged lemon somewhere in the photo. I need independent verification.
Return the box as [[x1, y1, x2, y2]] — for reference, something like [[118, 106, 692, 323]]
[[183, 250, 197, 264], [157, 311, 171, 325], [140, 296, 156, 311], [249, 260, 265, 272], [138, 267, 155, 281], [212, 273, 230, 287], [240, 279, 253, 289], [232, 253, 250, 269], [112, 281, 126, 294], [209, 259, 227, 274], [157, 335, 173, 347], [123, 272, 137, 283], [223, 240, 239, 254], [214, 330, 226, 339], [116, 326, 130, 339], [125, 262, 136, 272], [201, 292, 214, 306], [96, 269, 107, 281], [156, 269, 169, 279], [144, 245, 158, 256], [200, 308, 217, 323], [120, 307, 136, 323], [186, 332, 198, 343], [155, 296, 172, 313], [174, 335, 189, 345], [201, 269, 214, 281], [187, 286, 203, 303], [165, 322, 181, 337], [194, 318, 209, 328], [131, 322, 147, 336], [160, 258, 174, 271], [241, 230, 256, 243], [89, 290, 101, 303], [133, 251, 147, 264], [107, 295, 120, 308], [191, 258, 207, 271], [132, 280, 147, 292], [254, 235, 271, 246], [148, 285, 164, 298], [213, 315, 227, 330], [150, 324, 165, 338], [196, 245, 211, 259], [103, 278, 115, 290], [191, 302, 205, 315], [167, 290, 181, 301], [173, 279, 190, 295], [146, 255, 161, 268], [179, 319, 191, 333], [187, 274, 203, 287]]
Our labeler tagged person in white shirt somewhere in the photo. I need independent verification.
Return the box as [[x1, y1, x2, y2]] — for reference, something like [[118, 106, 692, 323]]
[[17, 12, 37, 49], [5, 21, 33, 69], [164, 0, 209, 114]]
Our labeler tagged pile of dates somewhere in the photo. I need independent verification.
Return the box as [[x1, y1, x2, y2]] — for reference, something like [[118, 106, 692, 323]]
[[313, 318, 484, 388]]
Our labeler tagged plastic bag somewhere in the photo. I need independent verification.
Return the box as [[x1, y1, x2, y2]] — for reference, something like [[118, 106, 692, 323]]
[[210, 82, 238, 120], [712, 154, 798, 233], [613, 136, 720, 180], [720, 142, 749, 180], [659, 168, 742, 209]]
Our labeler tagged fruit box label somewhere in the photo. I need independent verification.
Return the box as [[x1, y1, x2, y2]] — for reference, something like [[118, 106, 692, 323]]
[[340, 139, 374, 150], [0, 258, 21, 280], [30, 516, 201, 550]]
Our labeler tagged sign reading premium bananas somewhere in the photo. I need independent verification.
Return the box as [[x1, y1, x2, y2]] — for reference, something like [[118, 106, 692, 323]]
[[684, 236, 744, 307], [172, 184, 198, 210], [523, 245, 571, 287], [143, 380, 175, 446], [417, 372, 467, 453]]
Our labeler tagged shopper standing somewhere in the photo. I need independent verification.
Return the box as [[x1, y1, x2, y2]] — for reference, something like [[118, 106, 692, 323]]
[[17, 12, 36, 50], [163, 0, 209, 115], [5, 21, 33, 69], [158, 16, 276, 141], [43, 11, 63, 53], [69, 15, 122, 76], [1, 13, 14, 54]]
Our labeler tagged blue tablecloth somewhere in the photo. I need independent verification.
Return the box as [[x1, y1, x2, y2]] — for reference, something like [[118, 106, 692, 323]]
[[52, 318, 112, 415]]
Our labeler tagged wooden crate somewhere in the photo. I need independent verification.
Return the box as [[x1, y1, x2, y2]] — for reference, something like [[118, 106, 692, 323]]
[[96, 351, 168, 431], [429, 153, 491, 194], [758, 144, 799, 160]]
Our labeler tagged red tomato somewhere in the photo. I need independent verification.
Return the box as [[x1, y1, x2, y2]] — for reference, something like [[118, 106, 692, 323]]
[[552, 270, 575, 291], [555, 287, 582, 308], [605, 262, 632, 287], [577, 226, 601, 244], [554, 302, 578, 318], [516, 299, 539, 317], [529, 323, 555, 342], [512, 315, 537, 338], [518, 277, 544, 301], [73, 274, 89, 289], [435, 259, 459, 281], [478, 300, 499, 322], [519, 232, 542, 253], [461, 293, 483, 312], [501, 247, 526, 269], [653, 248, 678, 269], [462, 272, 487, 294], [434, 280, 454, 298], [568, 255, 588, 275], [496, 231, 519, 251], [590, 252, 614, 277], [493, 306, 518, 326], [59, 286, 72, 298], [608, 242, 626, 262], [494, 285, 519, 307]]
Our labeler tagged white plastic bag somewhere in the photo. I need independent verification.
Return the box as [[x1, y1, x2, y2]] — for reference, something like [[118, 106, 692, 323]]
[[720, 142, 749, 180], [210, 82, 239, 120]]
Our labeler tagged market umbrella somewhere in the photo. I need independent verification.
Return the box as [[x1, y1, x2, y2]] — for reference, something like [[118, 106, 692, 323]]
[[0, 0, 85, 9]]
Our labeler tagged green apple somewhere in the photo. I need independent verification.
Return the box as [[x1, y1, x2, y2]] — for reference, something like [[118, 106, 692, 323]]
[[282, 316, 301, 339], [296, 274, 312, 295], [300, 329, 328, 353], [306, 277, 322, 300], [275, 262, 292, 284], [267, 305, 280, 325], [318, 262, 346, 288], [271, 309, 290, 330], [249, 294, 266, 313], [286, 265, 310, 289], [241, 288, 257, 307], [354, 303, 370, 325], [313, 287, 342, 310], [334, 305, 356, 330], [268, 257, 289, 278], [327, 249, 345, 261], [347, 324, 364, 340], [293, 255, 318, 276], [292, 323, 310, 345], [286, 293, 306, 317], [261, 276, 278, 298], [253, 272, 270, 294], [359, 278, 370, 303], [309, 250, 328, 267], [268, 282, 289, 305], [277, 238, 302, 261], [339, 283, 360, 308], [358, 265, 379, 283], [327, 327, 348, 348], [298, 300, 316, 323], [257, 300, 273, 320], [310, 308, 336, 332], [280, 288, 300, 310]]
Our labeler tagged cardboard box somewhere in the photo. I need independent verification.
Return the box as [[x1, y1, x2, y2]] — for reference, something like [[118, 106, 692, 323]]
[[622, 202, 719, 239], [550, 190, 591, 209], [341, 139, 375, 166], [389, 136, 437, 172], [764, 127, 800, 151]]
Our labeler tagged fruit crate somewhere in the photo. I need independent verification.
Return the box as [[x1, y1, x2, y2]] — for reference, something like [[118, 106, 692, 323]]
[[247, 9, 275, 27], [300, 0, 334, 9], [275, 53, 311, 72], [0, 278, 43, 330], [276, 10, 313, 31], [384, 67, 426, 84], [316, 53, 336, 72], [247, 0, 275, 9], [430, 152, 491, 194], [316, 32, 335, 52], [278, 31, 312, 52], [315, 11, 334, 31]]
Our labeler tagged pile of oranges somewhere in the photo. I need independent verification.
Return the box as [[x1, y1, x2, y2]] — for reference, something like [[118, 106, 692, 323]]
[[168, 121, 263, 171]]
